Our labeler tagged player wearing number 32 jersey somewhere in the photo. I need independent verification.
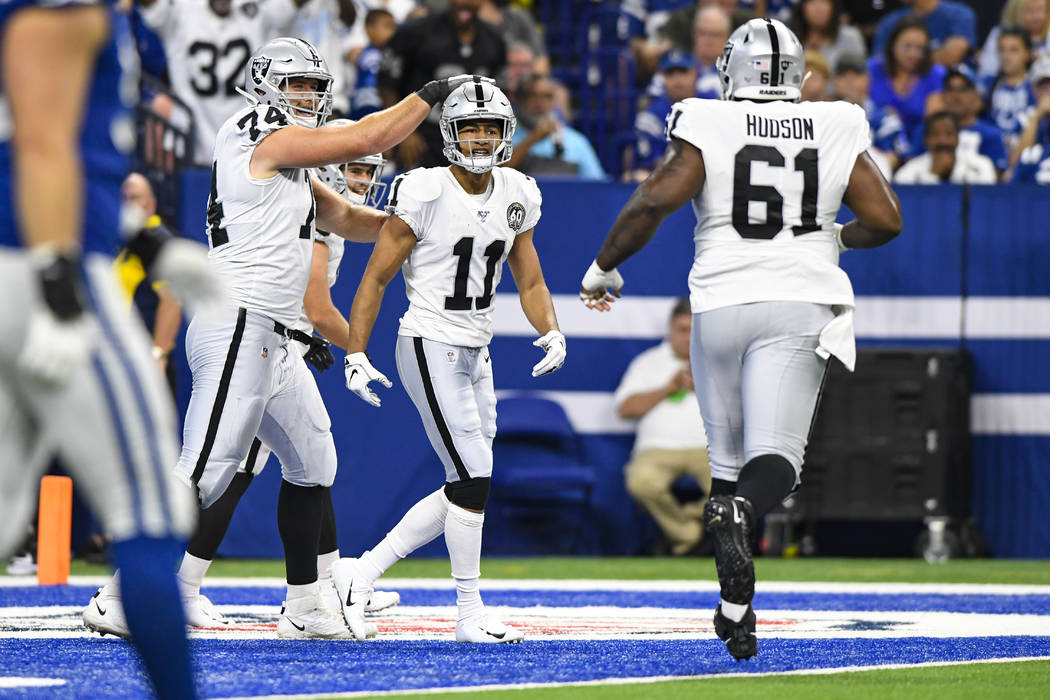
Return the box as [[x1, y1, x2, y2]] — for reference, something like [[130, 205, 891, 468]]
[[580, 19, 903, 662], [333, 79, 565, 644]]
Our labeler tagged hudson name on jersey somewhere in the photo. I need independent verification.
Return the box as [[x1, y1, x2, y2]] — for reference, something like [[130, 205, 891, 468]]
[[206, 103, 316, 326], [388, 166, 542, 347], [666, 98, 871, 314]]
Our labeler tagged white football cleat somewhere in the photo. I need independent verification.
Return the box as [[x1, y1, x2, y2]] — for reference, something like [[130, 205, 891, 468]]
[[183, 594, 228, 628], [82, 585, 130, 638], [455, 614, 525, 644], [276, 596, 354, 639], [365, 589, 400, 614], [330, 558, 374, 640]]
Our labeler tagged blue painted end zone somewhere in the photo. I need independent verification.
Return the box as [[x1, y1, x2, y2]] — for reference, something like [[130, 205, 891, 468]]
[[2, 636, 1049, 699]]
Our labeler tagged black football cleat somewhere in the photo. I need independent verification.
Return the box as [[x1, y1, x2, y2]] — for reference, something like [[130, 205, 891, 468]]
[[702, 495, 756, 606], [714, 603, 758, 661]]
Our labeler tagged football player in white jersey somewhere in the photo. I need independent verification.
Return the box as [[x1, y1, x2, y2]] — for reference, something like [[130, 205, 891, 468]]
[[331, 79, 566, 643], [82, 148, 399, 636], [139, 0, 304, 165], [580, 19, 903, 661]]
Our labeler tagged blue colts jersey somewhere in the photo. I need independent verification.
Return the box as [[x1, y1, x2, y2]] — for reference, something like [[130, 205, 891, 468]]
[[0, 0, 136, 255]]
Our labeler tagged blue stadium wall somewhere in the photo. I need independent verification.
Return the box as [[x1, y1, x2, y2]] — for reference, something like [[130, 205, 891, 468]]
[[174, 172, 1050, 559]]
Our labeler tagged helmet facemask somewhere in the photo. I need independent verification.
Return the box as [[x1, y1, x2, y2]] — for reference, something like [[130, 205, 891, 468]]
[[240, 38, 334, 128], [441, 116, 514, 174]]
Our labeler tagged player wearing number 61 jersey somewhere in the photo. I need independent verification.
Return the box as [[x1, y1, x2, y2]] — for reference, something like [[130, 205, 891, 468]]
[[580, 18, 903, 662], [334, 79, 565, 644]]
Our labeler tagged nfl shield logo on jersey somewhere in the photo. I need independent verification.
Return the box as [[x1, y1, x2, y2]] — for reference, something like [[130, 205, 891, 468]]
[[507, 202, 526, 232], [477, 210, 490, 223]]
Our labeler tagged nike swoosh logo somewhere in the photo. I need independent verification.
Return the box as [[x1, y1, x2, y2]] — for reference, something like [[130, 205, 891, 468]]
[[485, 629, 506, 640], [290, 620, 305, 631], [94, 599, 106, 616], [732, 504, 744, 525], [345, 579, 355, 607], [349, 369, 359, 381]]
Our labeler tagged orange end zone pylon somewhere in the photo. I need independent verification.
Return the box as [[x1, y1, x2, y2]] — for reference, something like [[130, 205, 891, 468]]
[[36, 475, 73, 585]]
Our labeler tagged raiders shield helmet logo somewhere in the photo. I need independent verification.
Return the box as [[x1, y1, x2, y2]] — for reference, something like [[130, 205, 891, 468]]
[[506, 202, 526, 232], [250, 56, 272, 86]]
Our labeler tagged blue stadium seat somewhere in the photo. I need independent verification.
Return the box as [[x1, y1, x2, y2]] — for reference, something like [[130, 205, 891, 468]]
[[487, 395, 598, 555]]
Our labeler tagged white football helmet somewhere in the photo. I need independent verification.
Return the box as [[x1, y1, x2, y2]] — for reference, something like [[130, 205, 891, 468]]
[[241, 37, 333, 128], [717, 18, 806, 102], [439, 78, 515, 173], [313, 119, 387, 206]]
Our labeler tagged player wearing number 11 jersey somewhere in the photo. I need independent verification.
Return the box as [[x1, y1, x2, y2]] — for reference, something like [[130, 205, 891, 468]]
[[334, 79, 566, 643], [580, 19, 903, 661]]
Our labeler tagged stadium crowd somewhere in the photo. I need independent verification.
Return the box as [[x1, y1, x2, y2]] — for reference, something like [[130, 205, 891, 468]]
[[126, 0, 1050, 186]]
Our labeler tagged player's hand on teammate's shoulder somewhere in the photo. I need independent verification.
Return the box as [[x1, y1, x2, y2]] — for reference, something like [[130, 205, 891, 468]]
[[20, 249, 98, 386], [579, 259, 623, 312], [344, 351, 393, 407], [531, 330, 566, 377]]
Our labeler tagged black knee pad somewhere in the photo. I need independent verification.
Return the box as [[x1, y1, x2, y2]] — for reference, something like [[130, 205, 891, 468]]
[[444, 477, 491, 511]]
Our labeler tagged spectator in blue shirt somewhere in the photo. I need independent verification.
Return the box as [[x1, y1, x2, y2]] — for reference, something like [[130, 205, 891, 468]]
[[629, 51, 700, 181], [1011, 56, 1050, 178], [980, 26, 1037, 153], [873, 0, 976, 67], [349, 9, 396, 121], [833, 53, 911, 170], [869, 17, 947, 147], [508, 74, 607, 180], [912, 67, 1010, 175]]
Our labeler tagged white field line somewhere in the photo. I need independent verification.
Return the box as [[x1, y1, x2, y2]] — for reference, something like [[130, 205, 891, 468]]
[[0, 677, 68, 688], [5, 576, 1050, 596], [214, 655, 1050, 700]]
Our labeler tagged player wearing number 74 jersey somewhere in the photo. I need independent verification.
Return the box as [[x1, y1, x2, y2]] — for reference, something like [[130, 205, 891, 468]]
[[335, 79, 566, 643], [580, 19, 903, 662]]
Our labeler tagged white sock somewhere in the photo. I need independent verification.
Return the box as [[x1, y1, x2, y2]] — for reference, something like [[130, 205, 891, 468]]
[[286, 581, 318, 604], [176, 553, 212, 599], [720, 599, 749, 623], [317, 550, 339, 582], [445, 503, 485, 621], [359, 488, 449, 584]]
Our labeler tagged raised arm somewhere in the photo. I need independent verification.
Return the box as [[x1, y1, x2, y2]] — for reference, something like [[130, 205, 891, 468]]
[[312, 175, 387, 243], [840, 151, 904, 249]]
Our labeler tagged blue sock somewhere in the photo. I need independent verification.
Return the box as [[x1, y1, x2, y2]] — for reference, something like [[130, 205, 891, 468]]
[[111, 535, 198, 700]]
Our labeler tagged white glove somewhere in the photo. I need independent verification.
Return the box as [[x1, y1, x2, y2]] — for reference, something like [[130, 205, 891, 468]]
[[344, 351, 392, 407], [19, 308, 98, 387], [153, 238, 227, 315], [579, 259, 624, 311], [833, 223, 849, 254], [532, 330, 566, 377]]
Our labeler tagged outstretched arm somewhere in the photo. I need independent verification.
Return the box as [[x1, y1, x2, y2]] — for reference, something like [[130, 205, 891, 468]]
[[303, 241, 349, 350], [594, 138, 706, 271], [347, 215, 417, 353], [507, 230, 558, 335]]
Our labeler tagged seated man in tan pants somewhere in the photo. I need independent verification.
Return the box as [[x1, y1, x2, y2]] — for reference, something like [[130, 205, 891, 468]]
[[615, 298, 710, 555]]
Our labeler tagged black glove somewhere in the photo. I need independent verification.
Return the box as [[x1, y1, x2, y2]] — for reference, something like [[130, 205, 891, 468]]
[[32, 250, 87, 320], [289, 330, 335, 372], [416, 74, 493, 107]]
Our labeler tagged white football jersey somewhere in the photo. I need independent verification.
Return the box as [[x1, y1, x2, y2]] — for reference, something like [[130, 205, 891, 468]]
[[207, 103, 316, 327], [666, 98, 871, 313], [294, 229, 345, 334], [140, 0, 298, 164], [388, 167, 542, 347]]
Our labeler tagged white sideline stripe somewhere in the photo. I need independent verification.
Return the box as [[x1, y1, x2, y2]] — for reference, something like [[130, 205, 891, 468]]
[[7, 576, 1050, 595], [492, 294, 1050, 340], [498, 390, 1050, 436], [0, 677, 67, 688], [215, 655, 1050, 699]]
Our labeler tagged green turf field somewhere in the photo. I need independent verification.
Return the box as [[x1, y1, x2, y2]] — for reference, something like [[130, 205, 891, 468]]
[[68, 555, 1050, 585]]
